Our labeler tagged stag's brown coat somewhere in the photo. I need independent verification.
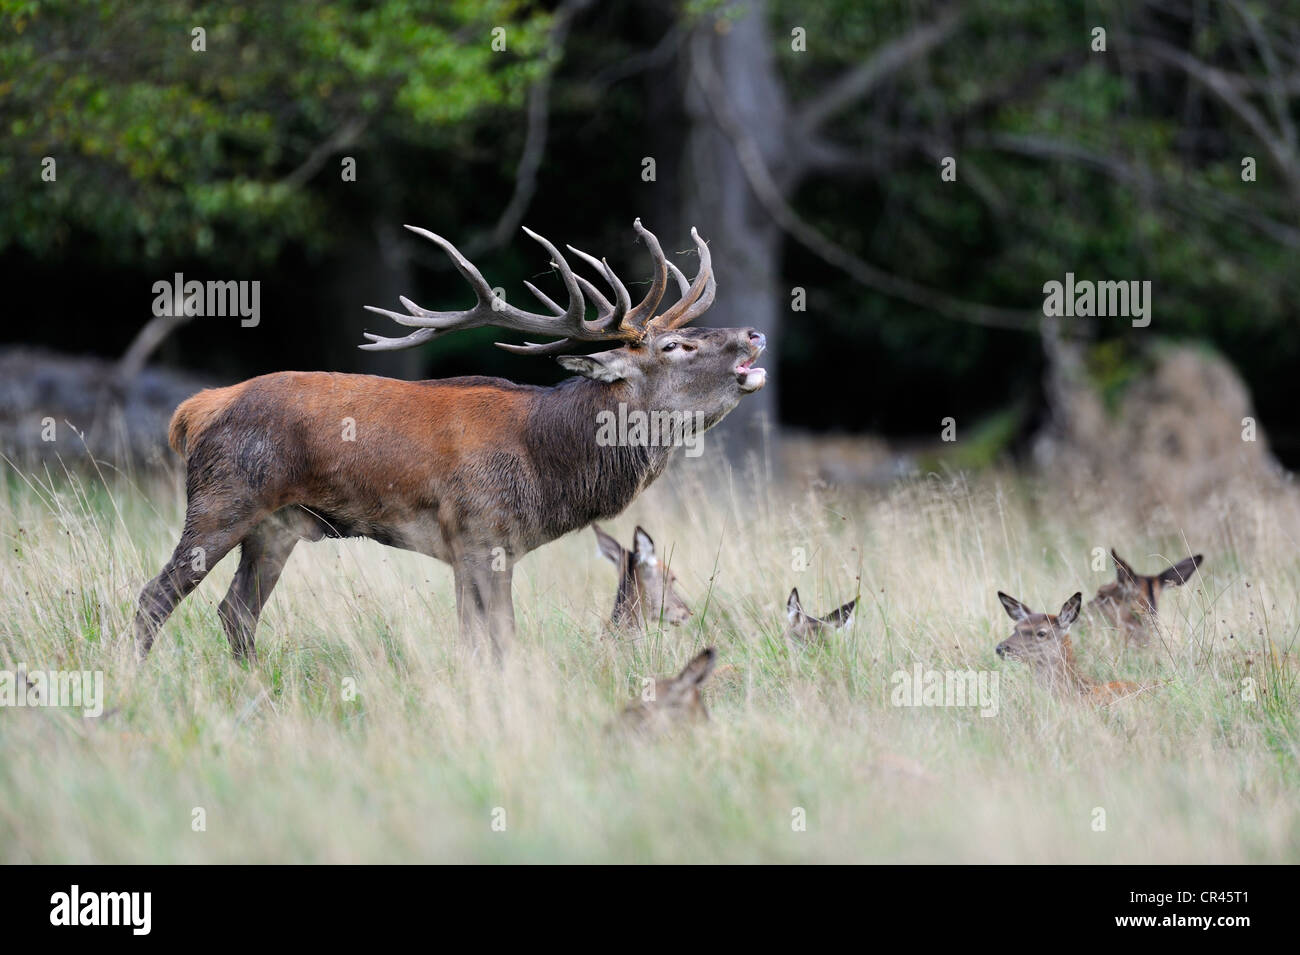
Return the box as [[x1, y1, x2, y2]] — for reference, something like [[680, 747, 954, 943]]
[[134, 221, 766, 660]]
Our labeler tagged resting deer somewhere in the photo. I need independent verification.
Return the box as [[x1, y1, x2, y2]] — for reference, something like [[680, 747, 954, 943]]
[[1087, 549, 1203, 646], [784, 588, 856, 644], [134, 220, 766, 661], [593, 524, 690, 633], [995, 592, 1155, 704], [620, 648, 717, 731]]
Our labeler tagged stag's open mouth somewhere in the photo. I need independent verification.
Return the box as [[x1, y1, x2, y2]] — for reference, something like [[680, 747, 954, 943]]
[[736, 341, 767, 393]]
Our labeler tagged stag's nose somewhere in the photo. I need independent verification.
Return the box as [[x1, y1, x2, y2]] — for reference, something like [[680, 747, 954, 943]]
[[995, 643, 1007, 658], [748, 330, 766, 352]]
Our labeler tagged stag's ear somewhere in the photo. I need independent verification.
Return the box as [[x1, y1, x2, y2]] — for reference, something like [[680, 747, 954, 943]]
[[998, 591, 1032, 621], [1058, 592, 1083, 628], [632, 526, 656, 565], [827, 599, 856, 629], [675, 648, 717, 686], [557, 349, 633, 382], [1112, 549, 1139, 586], [592, 524, 623, 565], [1158, 554, 1203, 586], [787, 588, 804, 620]]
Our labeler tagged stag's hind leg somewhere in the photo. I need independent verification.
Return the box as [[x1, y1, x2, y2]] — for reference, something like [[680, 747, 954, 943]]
[[217, 519, 302, 662], [134, 516, 253, 659]]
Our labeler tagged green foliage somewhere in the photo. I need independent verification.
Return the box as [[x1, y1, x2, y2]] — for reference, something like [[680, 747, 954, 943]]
[[0, 0, 551, 263]]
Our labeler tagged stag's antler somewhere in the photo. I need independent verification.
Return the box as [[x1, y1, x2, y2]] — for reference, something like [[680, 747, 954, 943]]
[[359, 220, 714, 354]]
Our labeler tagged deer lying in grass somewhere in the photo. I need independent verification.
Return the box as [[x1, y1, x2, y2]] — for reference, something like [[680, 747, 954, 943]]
[[1088, 549, 1203, 646], [784, 588, 856, 644], [134, 220, 765, 661], [593, 524, 691, 633], [995, 592, 1156, 704], [620, 648, 717, 731]]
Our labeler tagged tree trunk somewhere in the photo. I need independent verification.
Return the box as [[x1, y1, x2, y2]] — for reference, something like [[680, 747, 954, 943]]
[[679, 3, 788, 450]]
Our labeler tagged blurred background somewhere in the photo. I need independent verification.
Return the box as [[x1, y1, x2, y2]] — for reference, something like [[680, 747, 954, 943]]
[[1, 0, 1296, 498]]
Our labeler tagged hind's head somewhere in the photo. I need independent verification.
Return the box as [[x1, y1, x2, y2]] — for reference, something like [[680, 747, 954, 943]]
[[595, 525, 691, 631], [1092, 550, 1203, 641], [621, 648, 717, 732], [995, 591, 1082, 680], [783, 588, 856, 643]]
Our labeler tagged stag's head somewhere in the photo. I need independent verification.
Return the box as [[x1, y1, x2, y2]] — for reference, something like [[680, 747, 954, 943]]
[[360, 220, 765, 429], [594, 524, 691, 631]]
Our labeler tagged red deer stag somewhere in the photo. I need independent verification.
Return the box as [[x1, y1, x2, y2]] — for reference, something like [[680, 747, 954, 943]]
[[135, 220, 766, 661]]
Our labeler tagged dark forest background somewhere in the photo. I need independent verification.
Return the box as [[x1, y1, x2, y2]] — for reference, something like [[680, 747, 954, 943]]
[[2, 0, 1298, 466]]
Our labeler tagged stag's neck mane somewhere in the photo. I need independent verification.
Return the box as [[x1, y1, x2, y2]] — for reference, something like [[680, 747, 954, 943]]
[[526, 375, 678, 538]]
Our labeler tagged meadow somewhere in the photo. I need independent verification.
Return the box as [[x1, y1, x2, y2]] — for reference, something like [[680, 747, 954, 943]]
[[1, 450, 1297, 863]]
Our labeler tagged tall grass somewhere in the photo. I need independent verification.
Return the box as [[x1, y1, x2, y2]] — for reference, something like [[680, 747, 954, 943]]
[[1, 451, 1297, 862]]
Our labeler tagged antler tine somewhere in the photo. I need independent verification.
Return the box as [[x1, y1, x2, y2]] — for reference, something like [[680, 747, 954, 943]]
[[650, 228, 713, 331], [665, 261, 690, 299], [391, 225, 494, 324], [669, 268, 716, 329], [624, 218, 668, 330], [572, 274, 614, 314], [567, 244, 631, 333], [359, 328, 440, 351], [523, 280, 565, 316], [520, 226, 587, 333], [495, 337, 577, 356]]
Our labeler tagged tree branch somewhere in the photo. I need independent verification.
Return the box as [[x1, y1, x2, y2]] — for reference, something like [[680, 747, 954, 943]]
[[691, 31, 1035, 332], [278, 116, 368, 190], [793, 3, 966, 137], [1131, 36, 1300, 201]]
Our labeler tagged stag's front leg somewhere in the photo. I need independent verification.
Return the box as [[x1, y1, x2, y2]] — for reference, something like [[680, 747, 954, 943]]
[[452, 552, 515, 661]]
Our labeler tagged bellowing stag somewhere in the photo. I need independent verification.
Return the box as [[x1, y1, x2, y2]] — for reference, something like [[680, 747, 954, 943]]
[[135, 220, 766, 660]]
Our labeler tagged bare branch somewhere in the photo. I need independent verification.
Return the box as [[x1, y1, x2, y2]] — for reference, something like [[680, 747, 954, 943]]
[[1131, 37, 1300, 200], [794, 4, 966, 137], [691, 31, 1035, 332], [278, 117, 368, 190]]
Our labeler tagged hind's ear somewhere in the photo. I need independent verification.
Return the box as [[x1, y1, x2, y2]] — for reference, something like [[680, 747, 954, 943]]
[[786, 588, 803, 620], [593, 524, 624, 565], [1058, 592, 1082, 628], [1158, 554, 1203, 587], [1112, 549, 1139, 586], [676, 648, 717, 686], [827, 599, 856, 629], [998, 591, 1032, 622], [632, 526, 656, 565]]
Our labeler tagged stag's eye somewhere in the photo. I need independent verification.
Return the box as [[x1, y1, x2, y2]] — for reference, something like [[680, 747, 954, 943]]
[[1036, 629, 1048, 638], [662, 341, 678, 352]]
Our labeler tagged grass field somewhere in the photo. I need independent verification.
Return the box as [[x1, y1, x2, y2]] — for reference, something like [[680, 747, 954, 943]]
[[1, 451, 1298, 863]]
